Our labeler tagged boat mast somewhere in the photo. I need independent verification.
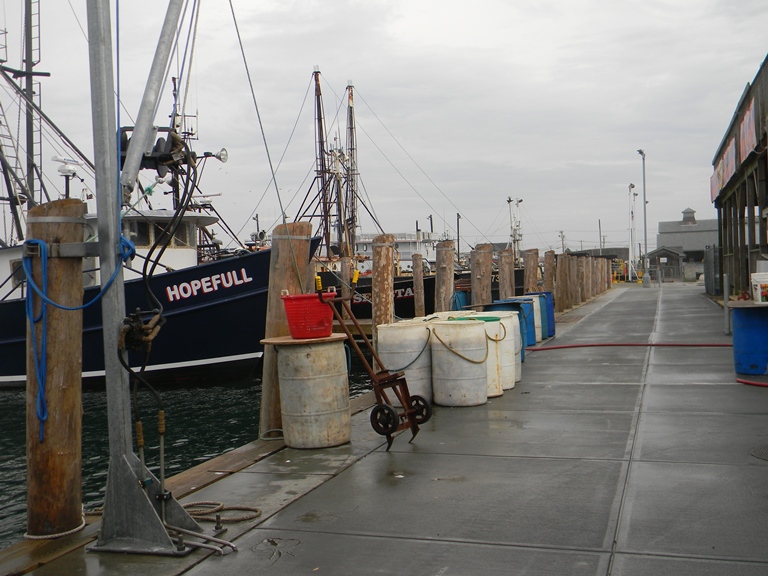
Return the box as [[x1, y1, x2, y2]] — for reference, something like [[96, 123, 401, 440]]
[[295, 70, 358, 263], [23, 0, 36, 203], [313, 69, 332, 259], [343, 82, 358, 259]]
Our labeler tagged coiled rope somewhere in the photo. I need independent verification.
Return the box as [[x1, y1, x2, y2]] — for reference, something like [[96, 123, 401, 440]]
[[85, 501, 262, 524], [24, 512, 86, 540], [23, 237, 135, 441], [183, 501, 262, 523]]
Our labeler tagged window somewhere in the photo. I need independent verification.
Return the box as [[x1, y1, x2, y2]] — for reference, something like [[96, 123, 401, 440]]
[[128, 221, 151, 247], [10, 258, 24, 288]]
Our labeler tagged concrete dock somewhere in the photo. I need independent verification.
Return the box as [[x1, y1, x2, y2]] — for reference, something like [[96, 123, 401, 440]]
[[5, 284, 768, 575]]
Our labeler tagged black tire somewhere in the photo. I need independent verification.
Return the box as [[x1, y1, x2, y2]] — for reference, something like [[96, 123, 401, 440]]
[[370, 404, 398, 435], [410, 395, 432, 425]]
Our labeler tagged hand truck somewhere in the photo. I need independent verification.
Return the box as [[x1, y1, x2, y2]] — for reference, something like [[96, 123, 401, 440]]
[[316, 277, 432, 450]]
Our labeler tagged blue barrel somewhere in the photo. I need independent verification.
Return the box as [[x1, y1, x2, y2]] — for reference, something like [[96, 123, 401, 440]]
[[451, 290, 469, 311], [732, 306, 768, 375], [485, 298, 535, 356], [527, 291, 555, 337]]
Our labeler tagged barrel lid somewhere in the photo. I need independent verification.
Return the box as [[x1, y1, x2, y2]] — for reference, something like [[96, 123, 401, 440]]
[[449, 316, 500, 322]]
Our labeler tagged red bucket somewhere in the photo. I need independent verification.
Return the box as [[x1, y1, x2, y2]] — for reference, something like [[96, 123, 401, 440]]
[[281, 292, 334, 339]]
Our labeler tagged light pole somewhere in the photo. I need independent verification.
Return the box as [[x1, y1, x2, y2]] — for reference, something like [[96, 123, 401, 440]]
[[637, 149, 648, 286], [628, 183, 635, 281]]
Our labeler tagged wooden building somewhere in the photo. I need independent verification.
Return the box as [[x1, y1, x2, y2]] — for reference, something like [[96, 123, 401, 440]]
[[711, 54, 768, 296]]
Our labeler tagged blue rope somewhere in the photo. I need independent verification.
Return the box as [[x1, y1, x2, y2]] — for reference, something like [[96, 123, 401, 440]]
[[23, 237, 136, 441], [23, 237, 135, 311]]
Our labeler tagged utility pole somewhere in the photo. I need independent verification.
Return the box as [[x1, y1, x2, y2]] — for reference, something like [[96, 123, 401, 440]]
[[598, 219, 603, 255], [559, 230, 565, 253], [456, 212, 461, 264]]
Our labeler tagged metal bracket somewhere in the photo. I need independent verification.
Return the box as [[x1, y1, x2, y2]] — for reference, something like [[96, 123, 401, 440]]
[[23, 241, 101, 258]]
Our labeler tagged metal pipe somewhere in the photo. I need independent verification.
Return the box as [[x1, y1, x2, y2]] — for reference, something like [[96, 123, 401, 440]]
[[164, 523, 237, 551], [120, 0, 184, 200]]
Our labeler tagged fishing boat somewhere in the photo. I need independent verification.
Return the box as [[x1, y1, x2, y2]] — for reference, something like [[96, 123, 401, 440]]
[[0, 11, 318, 387]]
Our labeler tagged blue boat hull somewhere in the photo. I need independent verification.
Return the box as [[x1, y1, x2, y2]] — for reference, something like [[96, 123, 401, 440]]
[[0, 240, 319, 386]]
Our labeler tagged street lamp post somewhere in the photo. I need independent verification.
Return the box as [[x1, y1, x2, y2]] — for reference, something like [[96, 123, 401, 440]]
[[637, 149, 648, 286], [628, 183, 635, 281]]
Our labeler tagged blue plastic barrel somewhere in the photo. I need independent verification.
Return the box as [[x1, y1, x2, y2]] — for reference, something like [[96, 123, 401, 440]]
[[451, 290, 469, 311], [527, 291, 555, 337], [485, 298, 535, 356], [732, 306, 768, 375]]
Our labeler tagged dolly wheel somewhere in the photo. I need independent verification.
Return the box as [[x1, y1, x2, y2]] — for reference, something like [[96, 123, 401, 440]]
[[410, 395, 432, 425], [370, 404, 398, 435]]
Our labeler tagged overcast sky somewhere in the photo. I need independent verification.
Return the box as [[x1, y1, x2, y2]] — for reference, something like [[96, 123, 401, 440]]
[[3, 0, 768, 255]]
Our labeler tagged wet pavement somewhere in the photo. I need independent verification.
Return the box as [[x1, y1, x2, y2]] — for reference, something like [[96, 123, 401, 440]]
[[17, 284, 768, 576]]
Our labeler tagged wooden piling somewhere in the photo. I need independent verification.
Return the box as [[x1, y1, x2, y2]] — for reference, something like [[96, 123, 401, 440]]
[[567, 254, 575, 307], [578, 256, 586, 303], [340, 256, 352, 319], [435, 240, 455, 312], [524, 249, 539, 293], [543, 250, 555, 293], [498, 249, 514, 301], [470, 243, 493, 307], [260, 221, 313, 439], [26, 199, 85, 537], [372, 234, 395, 347], [412, 253, 425, 318], [555, 253, 566, 312]]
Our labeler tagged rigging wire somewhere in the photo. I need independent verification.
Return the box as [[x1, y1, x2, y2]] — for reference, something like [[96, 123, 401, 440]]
[[226, 0, 283, 224], [171, 0, 200, 133], [228, 0, 306, 293], [355, 89, 492, 245], [231, 74, 315, 243]]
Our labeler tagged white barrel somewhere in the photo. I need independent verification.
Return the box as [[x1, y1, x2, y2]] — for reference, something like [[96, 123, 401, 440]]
[[469, 311, 518, 389], [529, 295, 543, 342], [277, 340, 351, 449], [511, 312, 522, 383], [376, 320, 433, 403], [430, 320, 488, 406]]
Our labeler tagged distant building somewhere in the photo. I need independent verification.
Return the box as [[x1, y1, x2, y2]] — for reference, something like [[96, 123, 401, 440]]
[[653, 209, 717, 281], [355, 231, 440, 274]]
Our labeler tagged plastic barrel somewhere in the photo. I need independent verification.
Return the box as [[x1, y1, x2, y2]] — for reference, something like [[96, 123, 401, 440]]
[[468, 311, 519, 388], [430, 320, 488, 406], [526, 294, 548, 341], [732, 306, 768, 375], [528, 291, 555, 337], [276, 340, 351, 448], [487, 299, 535, 349], [451, 316, 503, 398], [451, 290, 469, 311], [377, 320, 433, 403], [528, 295, 542, 342]]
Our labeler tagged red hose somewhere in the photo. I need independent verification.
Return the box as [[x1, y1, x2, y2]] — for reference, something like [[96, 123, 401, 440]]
[[736, 378, 768, 388]]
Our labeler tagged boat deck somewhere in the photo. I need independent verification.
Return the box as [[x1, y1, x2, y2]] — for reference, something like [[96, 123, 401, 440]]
[[5, 284, 768, 576]]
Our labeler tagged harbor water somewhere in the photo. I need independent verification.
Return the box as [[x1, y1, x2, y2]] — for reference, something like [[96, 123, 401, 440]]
[[0, 355, 373, 550]]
